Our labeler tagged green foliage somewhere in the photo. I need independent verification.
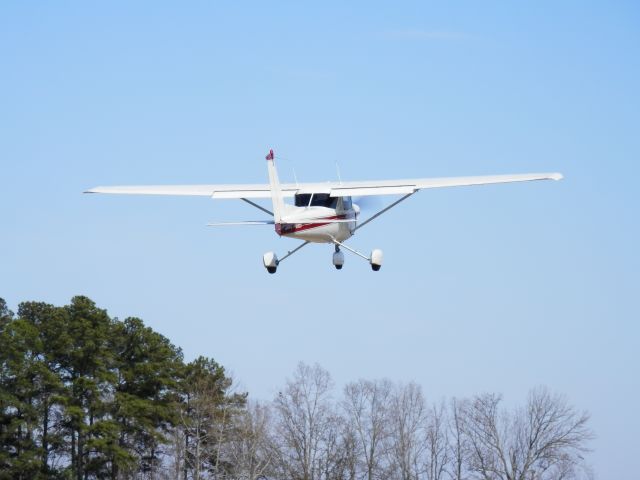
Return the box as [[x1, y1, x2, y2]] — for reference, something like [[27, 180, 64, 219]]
[[178, 356, 247, 478], [0, 296, 242, 479]]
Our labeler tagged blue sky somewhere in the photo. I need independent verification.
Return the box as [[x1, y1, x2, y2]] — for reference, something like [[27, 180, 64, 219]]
[[1, 1, 638, 477]]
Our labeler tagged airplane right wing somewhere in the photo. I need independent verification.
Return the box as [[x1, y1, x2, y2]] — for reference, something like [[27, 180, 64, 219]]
[[322, 173, 564, 197]]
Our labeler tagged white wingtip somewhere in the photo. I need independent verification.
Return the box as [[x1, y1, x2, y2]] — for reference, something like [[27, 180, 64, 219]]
[[551, 173, 564, 181]]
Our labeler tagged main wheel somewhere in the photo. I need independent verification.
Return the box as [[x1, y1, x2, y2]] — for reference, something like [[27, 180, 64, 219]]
[[263, 251, 279, 274], [332, 250, 344, 270], [370, 249, 383, 272]]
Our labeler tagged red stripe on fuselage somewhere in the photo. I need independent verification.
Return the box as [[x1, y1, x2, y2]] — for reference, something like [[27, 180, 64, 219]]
[[275, 214, 352, 235]]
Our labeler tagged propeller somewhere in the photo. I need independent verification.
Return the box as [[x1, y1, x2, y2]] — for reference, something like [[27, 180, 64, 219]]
[[352, 195, 383, 213]]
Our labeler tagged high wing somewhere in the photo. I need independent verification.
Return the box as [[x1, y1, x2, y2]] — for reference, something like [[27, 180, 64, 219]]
[[84, 184, 286, 199], [85, 173, 563, 198]]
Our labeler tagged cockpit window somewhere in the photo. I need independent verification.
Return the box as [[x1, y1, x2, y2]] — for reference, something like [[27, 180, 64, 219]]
[[310, 193, 338, 208], [294, 193, 338, 208], [294, 194, 312, 207]]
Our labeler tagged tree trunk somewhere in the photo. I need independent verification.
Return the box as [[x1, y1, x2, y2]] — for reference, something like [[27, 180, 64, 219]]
[[184, 432, 189, 480], [41, 394, 49, 474], [71, 430, 76, 477], [77, 428, 83, 480]]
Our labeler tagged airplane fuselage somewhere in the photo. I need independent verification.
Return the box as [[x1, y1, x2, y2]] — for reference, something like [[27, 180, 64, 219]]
[[276, 195, 358, 243]]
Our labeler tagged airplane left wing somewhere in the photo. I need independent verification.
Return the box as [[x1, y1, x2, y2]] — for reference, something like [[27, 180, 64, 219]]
[[85, 173, 562, 199], [84, 184, 294, 199]]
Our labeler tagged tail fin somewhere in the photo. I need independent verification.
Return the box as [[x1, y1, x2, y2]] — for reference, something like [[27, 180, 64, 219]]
[[265, 149, 285, 223]]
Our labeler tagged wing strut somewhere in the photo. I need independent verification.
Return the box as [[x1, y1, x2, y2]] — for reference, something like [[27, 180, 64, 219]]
[[354, 192, 416, 232], [240, 198, 273, 216], [278, 241, 310, 263]]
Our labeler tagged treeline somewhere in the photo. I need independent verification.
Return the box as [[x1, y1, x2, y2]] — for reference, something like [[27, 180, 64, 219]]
[[1, 297, 594, 480], [0, 296, 243, 479]]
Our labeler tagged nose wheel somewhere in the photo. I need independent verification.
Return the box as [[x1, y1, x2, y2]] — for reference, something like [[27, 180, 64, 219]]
[[333, 246, 344, 270]]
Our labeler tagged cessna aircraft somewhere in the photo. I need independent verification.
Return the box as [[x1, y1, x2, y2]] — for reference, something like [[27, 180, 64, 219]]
[[85, 149, 562, 273]]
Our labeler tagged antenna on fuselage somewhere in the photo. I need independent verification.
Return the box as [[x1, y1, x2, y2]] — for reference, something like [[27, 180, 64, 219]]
[[292, 166, 299, 187], [335, 161, 343, 185]]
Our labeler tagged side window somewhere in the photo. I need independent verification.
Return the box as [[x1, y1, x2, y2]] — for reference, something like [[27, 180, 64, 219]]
[[310, 194, 337, 208], [295, 194, 311, 207], [310, 194, 327, 207], [342, 196, 352, 210]]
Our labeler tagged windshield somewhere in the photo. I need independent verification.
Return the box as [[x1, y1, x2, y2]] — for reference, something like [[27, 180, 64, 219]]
[[294, 193, 338, 208], [294, 194, 312, 207], [310, 193, 338, 208]]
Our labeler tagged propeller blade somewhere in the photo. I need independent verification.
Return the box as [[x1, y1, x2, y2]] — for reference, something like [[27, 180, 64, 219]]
[[353, 196, 383, 212]]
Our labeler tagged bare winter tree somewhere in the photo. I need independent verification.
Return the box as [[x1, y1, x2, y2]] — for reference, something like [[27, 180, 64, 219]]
[[386, 382, 428, 480], [461, 387, 593, 480], [342, 379, 393, 480], [316, 409, 354, 480], [226, 401, 274, 480], [272, 362, 337, 480], [447, 398, 469, 480], [424, 401, 450, 480], [165, 425, 187, 480], [330, 420, 359, 480]]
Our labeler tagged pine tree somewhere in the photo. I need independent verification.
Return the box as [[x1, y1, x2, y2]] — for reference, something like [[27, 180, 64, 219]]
[[179, 356, 246, 480], [58, 296, 117, 480], [109, 316, 183, 477]]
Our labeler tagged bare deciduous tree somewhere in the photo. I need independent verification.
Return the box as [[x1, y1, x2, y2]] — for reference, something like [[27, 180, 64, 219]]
[[447, 398, 468, 480], [462, 387, 593, 480], [226, 401, 274, 480], [387, 382, 428, 480], [342, 379, 392, 480], [264, 365, 594, 480], [424, 401, 449, 480], [272, 362, 336, 480], [316, 409, 353, 480]]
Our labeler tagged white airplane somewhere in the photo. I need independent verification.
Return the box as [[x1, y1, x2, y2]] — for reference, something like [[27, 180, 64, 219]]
[[85, 149, 562, 273]]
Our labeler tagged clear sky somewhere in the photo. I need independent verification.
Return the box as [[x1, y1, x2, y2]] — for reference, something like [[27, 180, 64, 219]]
[[1, 1, 638, 477]]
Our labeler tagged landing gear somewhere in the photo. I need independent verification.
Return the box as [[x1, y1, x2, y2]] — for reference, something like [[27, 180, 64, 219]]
[[262, 241, 311, 273], [330, 238, 383, 272], [333, 246, 344, 270], [262, 241, 383, 273], [263, 251, 278, 274], [370, 249, 383, 271]]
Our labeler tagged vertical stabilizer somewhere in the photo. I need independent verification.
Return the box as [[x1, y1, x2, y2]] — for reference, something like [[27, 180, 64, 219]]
[[265, 149, 285, 223]]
